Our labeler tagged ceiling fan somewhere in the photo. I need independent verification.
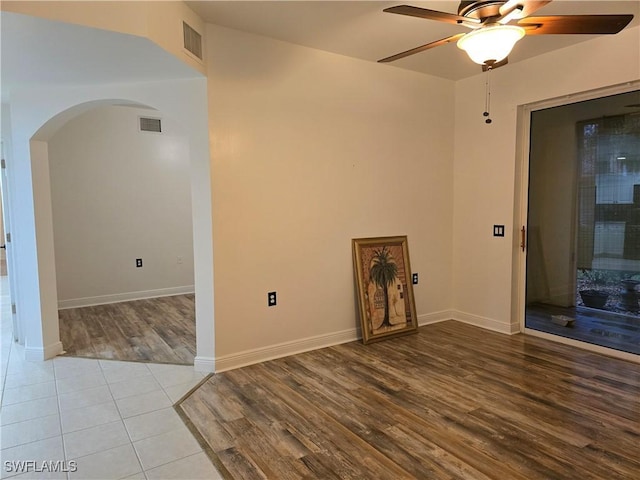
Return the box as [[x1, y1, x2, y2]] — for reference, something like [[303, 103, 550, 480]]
[[379, 1, 634, 71]]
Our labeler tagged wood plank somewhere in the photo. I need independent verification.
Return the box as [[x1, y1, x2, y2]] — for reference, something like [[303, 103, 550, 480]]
[[177, 321, 640, 479], [58, 294, 195, 364]]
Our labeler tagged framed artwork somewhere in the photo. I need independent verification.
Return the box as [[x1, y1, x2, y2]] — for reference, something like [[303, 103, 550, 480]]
[[352, 236, 418, 344]]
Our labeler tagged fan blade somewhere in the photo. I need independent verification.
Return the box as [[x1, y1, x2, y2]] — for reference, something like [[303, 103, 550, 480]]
[[378, 33, 466, 63], [482, 58, 509, 72], [519, 15, 634, 35], [499, 1, 551, 19], [383, 5, 480, 26]]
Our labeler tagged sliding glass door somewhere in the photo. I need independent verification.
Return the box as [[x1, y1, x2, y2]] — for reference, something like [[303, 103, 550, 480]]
[[525, 90, 640, 355]]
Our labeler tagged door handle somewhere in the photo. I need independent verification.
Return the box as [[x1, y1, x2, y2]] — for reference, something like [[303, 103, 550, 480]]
[[520, 226, 526, 252]]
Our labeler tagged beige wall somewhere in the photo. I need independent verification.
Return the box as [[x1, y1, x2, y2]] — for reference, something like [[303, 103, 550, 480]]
[[207, 25, 455, 363], [452, 26, 640, 332]]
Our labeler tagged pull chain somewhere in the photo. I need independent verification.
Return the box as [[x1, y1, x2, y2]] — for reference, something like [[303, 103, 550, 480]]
[[483, 68, 492, 124]]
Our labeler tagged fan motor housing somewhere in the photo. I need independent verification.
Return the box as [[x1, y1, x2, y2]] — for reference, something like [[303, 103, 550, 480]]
[[458, 1, 506, 20]]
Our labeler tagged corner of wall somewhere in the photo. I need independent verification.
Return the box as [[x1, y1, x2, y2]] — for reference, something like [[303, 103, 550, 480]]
[[194, 355, 216, 373], [24, 340, 64, 361], [451, 310, 520, 335]]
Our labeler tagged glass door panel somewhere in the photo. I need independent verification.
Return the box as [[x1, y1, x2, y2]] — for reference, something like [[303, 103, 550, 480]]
[[525, 90, 640, 355]]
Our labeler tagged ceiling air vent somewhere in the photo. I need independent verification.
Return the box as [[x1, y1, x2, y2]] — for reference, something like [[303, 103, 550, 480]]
[[183, 21, 202, 60], [139, 117, 162, 133]]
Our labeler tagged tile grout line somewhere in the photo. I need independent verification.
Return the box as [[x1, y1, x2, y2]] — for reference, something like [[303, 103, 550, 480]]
[[52, 357, 71, 480], [134, 365, 213, 476], [0, 332, 15, 480], [98, 358, 147, 479], [1, 355, 59, 455], [140, 365, 199, 477], [0, 335, 12, 407], [2, 348, 219, 478]]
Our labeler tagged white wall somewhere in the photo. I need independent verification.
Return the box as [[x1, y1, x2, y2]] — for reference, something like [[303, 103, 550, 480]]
[[48, 105, 194, 307], [452, 26, 640, 333], [207, 25, 455, 368], [1, 0, 206, 75]]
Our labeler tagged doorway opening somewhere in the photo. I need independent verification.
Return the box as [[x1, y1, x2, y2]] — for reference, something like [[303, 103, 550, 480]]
[[36, 102, 198, 365], [525, 89, 640, 356]]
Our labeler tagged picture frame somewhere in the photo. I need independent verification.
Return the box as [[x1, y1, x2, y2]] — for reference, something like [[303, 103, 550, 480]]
[[352, 235, 418, 344]]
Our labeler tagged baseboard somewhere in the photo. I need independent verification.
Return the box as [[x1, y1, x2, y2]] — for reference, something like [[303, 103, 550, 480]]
[[58, 285, 195, 309], [451, 310, 520, 335], [194, 356, 216, 373], [25, 341, 64, 361], [417, 310, 454, 326], [215, 328, 359, 372], [215, 311, 460, 372]]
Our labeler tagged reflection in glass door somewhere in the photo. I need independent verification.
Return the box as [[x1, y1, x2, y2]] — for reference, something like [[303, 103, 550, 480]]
[[525, 90, 640, 355]]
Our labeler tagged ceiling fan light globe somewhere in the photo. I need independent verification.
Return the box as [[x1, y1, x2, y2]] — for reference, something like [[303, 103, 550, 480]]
[[457, 25, 525, 65]]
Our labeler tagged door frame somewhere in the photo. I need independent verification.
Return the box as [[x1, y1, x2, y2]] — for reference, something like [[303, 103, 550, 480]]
[[514, 80, 640, 363], [0, 140, 21, 344]]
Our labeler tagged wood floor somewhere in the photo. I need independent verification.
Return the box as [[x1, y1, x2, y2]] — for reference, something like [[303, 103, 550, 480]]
[[58, 294, 196, 364], [526, 303, 640, 355], [177, 321, 640, 480]]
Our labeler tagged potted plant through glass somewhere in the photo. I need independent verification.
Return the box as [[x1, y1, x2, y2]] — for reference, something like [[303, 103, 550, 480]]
[[578, 268, 610, 309]]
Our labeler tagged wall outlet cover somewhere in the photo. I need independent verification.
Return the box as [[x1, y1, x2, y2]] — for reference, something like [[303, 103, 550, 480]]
[[268, 291, 277, 306]]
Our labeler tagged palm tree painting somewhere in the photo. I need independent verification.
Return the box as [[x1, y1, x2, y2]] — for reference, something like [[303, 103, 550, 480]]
[[369, 246, 398, 329], [353, 236, 418, 344]]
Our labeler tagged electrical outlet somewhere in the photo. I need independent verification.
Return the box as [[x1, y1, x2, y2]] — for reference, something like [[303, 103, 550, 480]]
[[136, 258, 143, 268], [412, 273, 418, 285], [177, 256, 183, 265], [268, 291, 277, 307]]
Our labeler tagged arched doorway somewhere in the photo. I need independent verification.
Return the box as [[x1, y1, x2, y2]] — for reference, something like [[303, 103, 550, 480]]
[[7, 80, 214, 371], [46, 103, 197, 364]]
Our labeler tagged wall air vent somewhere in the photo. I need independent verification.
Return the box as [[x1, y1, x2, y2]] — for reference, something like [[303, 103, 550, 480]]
[[183, 21, 203, 60], [139, 117, 162, 133]]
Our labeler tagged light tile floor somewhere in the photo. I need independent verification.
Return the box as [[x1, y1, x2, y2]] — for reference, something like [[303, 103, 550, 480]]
[[0, 277, 223, 480]]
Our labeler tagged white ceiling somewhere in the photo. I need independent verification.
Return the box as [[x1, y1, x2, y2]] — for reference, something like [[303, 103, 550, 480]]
[[0, 11, 202, 102], [0, 1, 637, 103], [186, 0, 640, 80]]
